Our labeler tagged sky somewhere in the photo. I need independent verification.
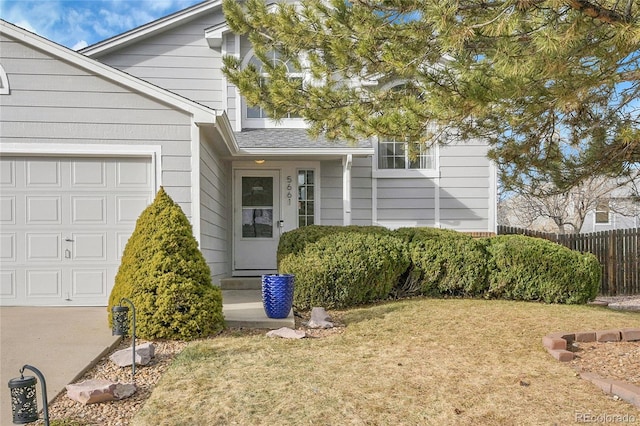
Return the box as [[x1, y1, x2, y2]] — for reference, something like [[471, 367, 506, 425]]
[[0, 0, 205, 50]]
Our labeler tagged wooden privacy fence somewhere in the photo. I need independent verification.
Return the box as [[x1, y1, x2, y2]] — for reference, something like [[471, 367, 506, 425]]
[[497, 226, 640, 296]]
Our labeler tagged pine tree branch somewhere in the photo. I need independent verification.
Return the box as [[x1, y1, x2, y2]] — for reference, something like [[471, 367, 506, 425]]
[[565, 0, 633, 24]]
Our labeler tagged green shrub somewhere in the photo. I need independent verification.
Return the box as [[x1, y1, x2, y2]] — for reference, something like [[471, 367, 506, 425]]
[[277, 225, 391, 265], [108, 187, 224, 340], [405, 229, 489, 297], [279, 232, 410, 309], [393, 226, 468, 243], [485, 235, 600, 304]]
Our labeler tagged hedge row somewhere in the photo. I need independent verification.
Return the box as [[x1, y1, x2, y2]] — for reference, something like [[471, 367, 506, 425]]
[[278, 226, 600, 309]]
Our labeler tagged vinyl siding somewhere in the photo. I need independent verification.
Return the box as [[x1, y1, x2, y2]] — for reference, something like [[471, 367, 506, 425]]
[[376, 178, 436, 226], [320, 160, 343, 225], [0, 34, 195, 217], [199, 138, 232, 284], [373, 140, 493, 231], [438, 142, 491, 230], [92, 13, 227, 110], [351, 156, 373, 224]]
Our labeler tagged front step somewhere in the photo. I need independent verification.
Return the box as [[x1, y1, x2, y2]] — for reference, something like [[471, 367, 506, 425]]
[[222, 289, 295, 329], [221, 277, 295, 329], [220, 277, 261, 290]]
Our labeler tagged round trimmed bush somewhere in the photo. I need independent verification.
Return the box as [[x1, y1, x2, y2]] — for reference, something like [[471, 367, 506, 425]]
[[485, 235, 600, 304], [108, 187, 224, 340], [279, 232, 410, 310]]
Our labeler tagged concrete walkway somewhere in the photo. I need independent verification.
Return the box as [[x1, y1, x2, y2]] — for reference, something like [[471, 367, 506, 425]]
[[0, 288, 293, 425], [0, 307, 121, 425]]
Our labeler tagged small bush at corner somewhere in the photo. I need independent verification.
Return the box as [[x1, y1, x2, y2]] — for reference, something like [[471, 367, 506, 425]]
[[485, 235, 600, 304], [108, 187, 224, 340], [279, 232, 409, 310]]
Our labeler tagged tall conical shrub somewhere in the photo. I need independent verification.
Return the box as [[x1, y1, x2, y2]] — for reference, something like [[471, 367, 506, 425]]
[[108, 187, 224, 340]]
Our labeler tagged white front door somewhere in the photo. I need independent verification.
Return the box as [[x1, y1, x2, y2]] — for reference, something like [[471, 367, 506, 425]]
[[233, 169, 281, 271]]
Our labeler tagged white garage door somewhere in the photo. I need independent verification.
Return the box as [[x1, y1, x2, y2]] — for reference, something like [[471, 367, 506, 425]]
[[0, 156, 153, 306]]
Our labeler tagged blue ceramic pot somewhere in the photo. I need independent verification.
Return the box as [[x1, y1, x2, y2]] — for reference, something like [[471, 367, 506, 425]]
[[261, 274, 295, 319]]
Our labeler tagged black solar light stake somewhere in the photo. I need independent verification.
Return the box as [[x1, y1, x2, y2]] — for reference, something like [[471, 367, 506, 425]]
[[7, 364, 49, 425], [112, 298, 136, 378]]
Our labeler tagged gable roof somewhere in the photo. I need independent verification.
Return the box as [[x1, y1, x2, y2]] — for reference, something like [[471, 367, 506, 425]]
[[81, 0, 221, 57]]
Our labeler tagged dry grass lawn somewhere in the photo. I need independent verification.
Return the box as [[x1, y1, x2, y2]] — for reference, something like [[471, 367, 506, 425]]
[[133, 298, 640, 425]]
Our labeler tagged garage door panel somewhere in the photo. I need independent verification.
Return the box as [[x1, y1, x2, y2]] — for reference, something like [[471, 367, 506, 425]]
[[0, 233, 16, 261], [0, 160, 14, 185], [26, 196, 61, 224], [72, 269, 106, 298], [72, 233, 106, 261], [0, 270, 16, 298], [116, 196, 151, 223], [26, 160, 61, 187], [27, 233, 61, 260], [117, 159, 151, 187], [72, 196, 106, 224], [116, 232, 133, 261], [71, 160, 106, 187], [0, 196, 16, 224], [27, 270, 61, 297]]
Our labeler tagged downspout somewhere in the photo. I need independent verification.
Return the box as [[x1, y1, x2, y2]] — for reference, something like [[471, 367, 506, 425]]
[[343, 154, 352, 226]]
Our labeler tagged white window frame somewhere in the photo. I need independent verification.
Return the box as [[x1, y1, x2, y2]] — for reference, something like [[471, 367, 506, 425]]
[[240, 50, 308, 129], [595, 201, 611, 224], [0, 64, 10, 95], [373, 138, 439, 178], [296, 168, 317, 227]]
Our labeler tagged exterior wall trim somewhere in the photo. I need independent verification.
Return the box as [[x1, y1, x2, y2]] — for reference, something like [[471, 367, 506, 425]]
[[0, 143, 162, 192]]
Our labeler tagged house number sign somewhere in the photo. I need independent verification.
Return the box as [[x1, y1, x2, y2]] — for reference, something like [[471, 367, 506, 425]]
[[287, 176, 293, 205]]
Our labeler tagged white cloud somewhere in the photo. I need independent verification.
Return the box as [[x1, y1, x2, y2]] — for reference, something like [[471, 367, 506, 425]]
[[0, 0, 204, 48], [72, 40, 88, 50]]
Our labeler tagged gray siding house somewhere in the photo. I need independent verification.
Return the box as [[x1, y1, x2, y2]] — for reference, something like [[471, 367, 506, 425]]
[[0, 0, 496, 307]]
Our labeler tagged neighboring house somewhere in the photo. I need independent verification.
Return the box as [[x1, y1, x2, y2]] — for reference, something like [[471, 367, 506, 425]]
[[580, 185, 639, 233], [498, 179, 639, 234], [0, 1, 496, 307]]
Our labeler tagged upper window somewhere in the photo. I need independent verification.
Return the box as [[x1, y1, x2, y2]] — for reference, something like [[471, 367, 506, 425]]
[[595, 201, 610, 224], [244, 51, 303, 122], [378, 140, 434, 170]]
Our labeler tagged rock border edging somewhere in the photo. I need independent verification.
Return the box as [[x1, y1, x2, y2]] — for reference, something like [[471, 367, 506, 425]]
[[542, 328, 640, 408]]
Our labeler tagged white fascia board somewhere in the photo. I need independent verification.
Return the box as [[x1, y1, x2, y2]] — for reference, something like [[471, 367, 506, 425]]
[[237, 147, 374, 156], [204, 22, 229, 48], [80, 0, 222, 57], [0, 20, 218, 124], [211, 111, 240, 154]]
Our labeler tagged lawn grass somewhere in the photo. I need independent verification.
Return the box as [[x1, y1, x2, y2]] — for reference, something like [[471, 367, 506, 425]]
[[133, 298, 639, 425]]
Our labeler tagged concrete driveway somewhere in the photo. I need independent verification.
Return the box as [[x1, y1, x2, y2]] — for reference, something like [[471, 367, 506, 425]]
[[0, 307, 120, 425]]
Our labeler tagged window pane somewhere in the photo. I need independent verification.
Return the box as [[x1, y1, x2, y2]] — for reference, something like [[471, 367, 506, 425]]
[[242, 208, 273, 238], [379, 141, 407, 169], [242, 177, 273, 207], [595, 202, 610, 224], [247, 105, 261, 118]]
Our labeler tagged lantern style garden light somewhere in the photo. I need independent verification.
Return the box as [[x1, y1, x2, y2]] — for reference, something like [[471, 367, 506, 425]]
[[7, 364, 49, 425], [112, 297, 136, 378]]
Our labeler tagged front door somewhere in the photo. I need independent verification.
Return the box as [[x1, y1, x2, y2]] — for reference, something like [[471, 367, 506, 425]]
[[233, 169, 280, 271]]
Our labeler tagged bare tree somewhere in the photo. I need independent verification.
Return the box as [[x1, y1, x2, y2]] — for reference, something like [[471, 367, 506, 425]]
[[499, 175, 639, 234]]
